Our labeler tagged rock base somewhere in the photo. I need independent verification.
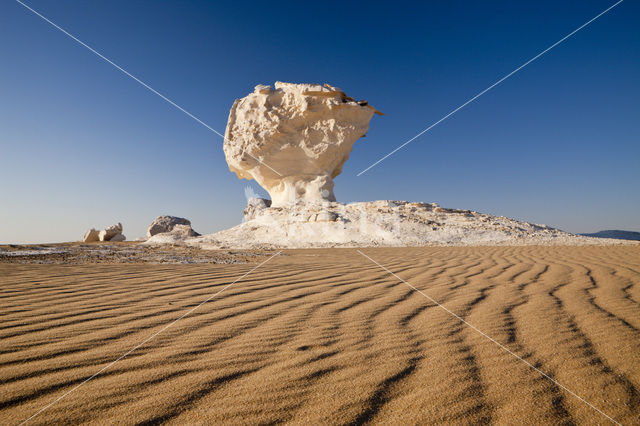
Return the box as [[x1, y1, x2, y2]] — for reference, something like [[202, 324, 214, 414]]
[[145, 200, 625, 249]]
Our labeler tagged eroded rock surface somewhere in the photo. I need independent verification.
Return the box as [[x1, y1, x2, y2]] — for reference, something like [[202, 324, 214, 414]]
[[83, 223, 124, 242], [244, 197, 272, 221], [99, 223, 124, 242], [223, 82, 381, 206], [168, 224, 200, 237], [82, 228, 99, 243], [147, 216, 199, 237], [145, 200, 629, 248]]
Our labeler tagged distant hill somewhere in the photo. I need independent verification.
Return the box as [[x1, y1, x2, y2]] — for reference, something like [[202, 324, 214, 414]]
[[580, 230, 640, 241]]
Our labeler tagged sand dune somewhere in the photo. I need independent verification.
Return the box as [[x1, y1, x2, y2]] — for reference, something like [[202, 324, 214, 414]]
[[1, 246, 639, 424]]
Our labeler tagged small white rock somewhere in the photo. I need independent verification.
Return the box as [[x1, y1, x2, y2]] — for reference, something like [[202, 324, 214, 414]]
[[99, 223, 123, 241], [82, 228, 99, 242], [147, 216, 198, 237]]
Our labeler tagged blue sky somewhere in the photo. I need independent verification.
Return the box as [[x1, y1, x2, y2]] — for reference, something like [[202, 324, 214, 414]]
[[1, 0, 638, 243]]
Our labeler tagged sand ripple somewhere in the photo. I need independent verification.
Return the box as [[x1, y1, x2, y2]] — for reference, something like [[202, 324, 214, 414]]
[[1, 246, 639, 424]]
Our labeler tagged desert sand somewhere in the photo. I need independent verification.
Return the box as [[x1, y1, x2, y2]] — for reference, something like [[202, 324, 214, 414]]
[[1, 246, 639, 425]]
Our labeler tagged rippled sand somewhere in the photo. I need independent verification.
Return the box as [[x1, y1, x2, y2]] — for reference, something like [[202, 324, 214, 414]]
[[1, 246, 639, 424]]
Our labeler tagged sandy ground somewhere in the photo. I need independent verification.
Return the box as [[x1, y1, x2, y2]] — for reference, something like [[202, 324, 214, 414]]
[[1, 246, 639, 425]]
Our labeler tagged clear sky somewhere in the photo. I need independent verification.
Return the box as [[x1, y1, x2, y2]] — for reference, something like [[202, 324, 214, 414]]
[[1, 0, 638, 243]]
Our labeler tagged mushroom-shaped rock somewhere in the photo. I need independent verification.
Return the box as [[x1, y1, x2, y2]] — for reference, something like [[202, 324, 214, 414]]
[[223, 82, 381, 207], [82, 228, 99, 242], [147, 216, 199, 237], [99, 223, 123, 242]]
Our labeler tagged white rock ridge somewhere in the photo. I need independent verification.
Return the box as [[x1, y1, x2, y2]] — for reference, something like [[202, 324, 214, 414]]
[[223, 82, 381, 207], [145, 200, 629, 248]]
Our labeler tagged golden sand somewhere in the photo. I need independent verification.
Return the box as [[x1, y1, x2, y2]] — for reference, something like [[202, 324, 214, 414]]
[[1, 246, 639, 424]]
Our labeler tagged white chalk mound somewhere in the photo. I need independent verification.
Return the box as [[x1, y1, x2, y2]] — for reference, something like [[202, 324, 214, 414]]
[[146, 200, 620, 248], [223, 82, 381, 207]]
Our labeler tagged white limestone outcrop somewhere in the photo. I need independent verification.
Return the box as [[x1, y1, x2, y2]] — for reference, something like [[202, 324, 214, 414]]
[[147, 216, 200, 237], [223, 82, 381, 207], [145, 200, 625, 248], [99, 223, 123, 242], [82, 228, 99, 243], [83, 223, 125, 242], [145, 83, 627, 249]]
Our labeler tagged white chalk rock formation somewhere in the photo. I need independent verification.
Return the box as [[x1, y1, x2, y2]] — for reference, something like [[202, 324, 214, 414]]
[[147, 216, 200, 237], [144, 83, 629, 248], [223, 82, 381, 207], [143, 224, 201, 245], [99, 223, 123, 242], [145, 200, 628, 248], [82, 228, 100, 243], [83, 223, 124, 242]]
